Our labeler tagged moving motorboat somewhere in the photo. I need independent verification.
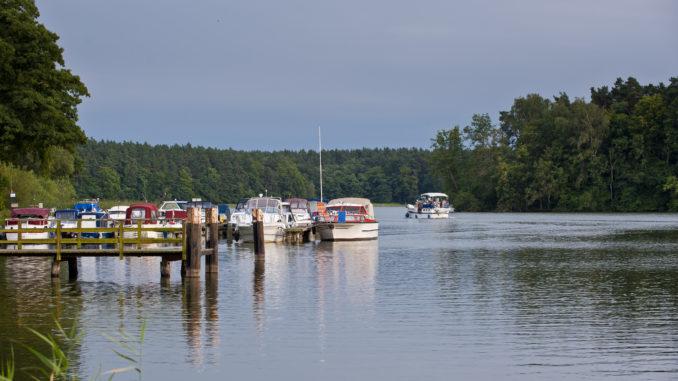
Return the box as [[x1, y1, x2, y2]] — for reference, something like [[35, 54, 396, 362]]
[[405, 192, 453, 219]]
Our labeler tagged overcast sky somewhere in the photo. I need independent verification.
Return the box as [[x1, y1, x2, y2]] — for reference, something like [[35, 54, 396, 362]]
[[35, 0, 677, 151]]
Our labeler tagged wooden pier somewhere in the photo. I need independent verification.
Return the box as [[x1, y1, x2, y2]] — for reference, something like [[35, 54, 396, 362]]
[[0, 207, 219, 279]]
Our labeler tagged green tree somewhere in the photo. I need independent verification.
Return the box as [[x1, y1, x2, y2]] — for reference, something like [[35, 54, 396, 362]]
[[0, 0, 89, 173]]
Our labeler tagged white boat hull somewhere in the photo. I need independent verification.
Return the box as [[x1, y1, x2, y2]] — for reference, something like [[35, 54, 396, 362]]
[[405, 206, 451, 219], [314, 221, 379, 241], [237, 224, 286, 243]]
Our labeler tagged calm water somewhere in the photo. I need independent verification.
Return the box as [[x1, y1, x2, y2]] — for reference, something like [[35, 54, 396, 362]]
[[1, 208, 678, 380]]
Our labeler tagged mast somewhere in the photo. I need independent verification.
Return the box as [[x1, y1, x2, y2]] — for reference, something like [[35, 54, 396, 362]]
[[319, 126, 323, 202]]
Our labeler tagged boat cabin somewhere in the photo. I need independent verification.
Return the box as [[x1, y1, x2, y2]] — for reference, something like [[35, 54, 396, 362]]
[[125, 203, 159, 225], [325, 204, 375, 223], [6, 208, 50, 226], [74, 200, 102, 213], [54, 209, 79, 220]]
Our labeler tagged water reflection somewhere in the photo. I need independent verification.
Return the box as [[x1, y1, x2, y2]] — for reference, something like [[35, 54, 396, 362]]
[[2, 210, 678, 380]]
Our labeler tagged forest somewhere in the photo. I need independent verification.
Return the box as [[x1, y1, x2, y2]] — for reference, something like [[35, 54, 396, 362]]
[[72, 77, 678, 212]]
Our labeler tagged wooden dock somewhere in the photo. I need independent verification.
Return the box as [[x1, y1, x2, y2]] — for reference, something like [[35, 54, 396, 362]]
[[0, 207, 219, 279]]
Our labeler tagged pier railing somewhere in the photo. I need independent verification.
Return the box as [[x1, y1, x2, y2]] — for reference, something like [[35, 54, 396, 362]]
[[0, 218, 186, 260]]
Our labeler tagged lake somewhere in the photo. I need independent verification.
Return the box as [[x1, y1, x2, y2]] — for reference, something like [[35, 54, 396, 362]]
[[1, 208, 677, 380]]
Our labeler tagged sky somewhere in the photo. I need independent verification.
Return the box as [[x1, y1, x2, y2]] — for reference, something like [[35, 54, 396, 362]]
[[35, 0, 678, 151]]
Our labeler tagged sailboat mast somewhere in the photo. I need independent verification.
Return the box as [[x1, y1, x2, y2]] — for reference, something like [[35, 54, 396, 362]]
[[319, 126, 323, 202]]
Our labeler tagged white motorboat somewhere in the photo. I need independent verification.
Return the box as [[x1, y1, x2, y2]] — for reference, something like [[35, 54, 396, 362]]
[[314, 198, 379, 241], [405, 192, 453, 219], [235, 197, 286, 243], [5, 207, 51, 249], [107, 205, 129, 221], [284, 198, 313, 227]]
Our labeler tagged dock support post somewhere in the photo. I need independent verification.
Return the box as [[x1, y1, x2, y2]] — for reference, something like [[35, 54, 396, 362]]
[[183, 207, 202, 278], [226, 222, 234, 243], [205, 207, 219, 274], [67, 257, 78, 280], [51, 258, 61, 278], [160, 258, 171, 278], [253, 209, 265, 260]]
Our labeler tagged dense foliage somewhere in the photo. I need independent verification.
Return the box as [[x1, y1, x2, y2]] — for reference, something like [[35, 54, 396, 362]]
[[73, 77, 677, 211], [75, 142, 439, 204], [431, 77, 678, 211], [0, 0, 88, 175]]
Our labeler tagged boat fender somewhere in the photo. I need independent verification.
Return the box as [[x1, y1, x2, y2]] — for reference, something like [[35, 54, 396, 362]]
[[415, 214, 418, 219], [405, 212, 409, 218], [428, 214, 431, 219]]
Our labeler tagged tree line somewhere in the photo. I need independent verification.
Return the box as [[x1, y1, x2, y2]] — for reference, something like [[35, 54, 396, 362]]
[[74, 142, 439, 204], [432, 77, 678, 211]]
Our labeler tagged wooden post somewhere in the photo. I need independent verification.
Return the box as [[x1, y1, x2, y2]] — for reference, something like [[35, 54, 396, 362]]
[[226, 222, 233, 243], [253, 209, 265, 259], [160, 258, 171, 278], [205, 207, 218, 274], [67, 257, 78, 280], [51, 257, 61, 278], [183, 207, 202, 278]]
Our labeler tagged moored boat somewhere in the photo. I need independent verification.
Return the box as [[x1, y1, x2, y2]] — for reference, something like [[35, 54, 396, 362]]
[[108, 205, 129, 221], [5, 207, 51, 248], [405, 192, 453, 219], [314, 198, 379, 241], [123, 203, 163, 243], [284, 198, 313, 227], [235, 197, 286, 243]]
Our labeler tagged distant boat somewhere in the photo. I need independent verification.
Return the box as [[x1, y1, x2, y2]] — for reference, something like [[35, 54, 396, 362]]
[[314, 198, 379, 241], [405, 192, 453, 219]]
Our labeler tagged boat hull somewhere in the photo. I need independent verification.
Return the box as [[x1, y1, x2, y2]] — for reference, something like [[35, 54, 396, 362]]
[[314, 221, 379, 241], [237, 224, 285, 243], [405, 210, 450, 219]]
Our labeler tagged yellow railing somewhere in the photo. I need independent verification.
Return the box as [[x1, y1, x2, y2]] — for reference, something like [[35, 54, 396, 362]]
[[0, 218, 186, 260]]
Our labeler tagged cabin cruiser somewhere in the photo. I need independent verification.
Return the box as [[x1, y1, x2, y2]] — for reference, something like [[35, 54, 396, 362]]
[[5, 207, 51, 248], [79, 210, 114, 239], [284, 198, 313, 227], [405, 192, 453, 219], [314, 198, 379, 241], [51, 209, 80, 238], [158, 200, 187, 218], [123, 203, 163, 242], [107, 205, 129, 221], [235, 197, 286, 243]]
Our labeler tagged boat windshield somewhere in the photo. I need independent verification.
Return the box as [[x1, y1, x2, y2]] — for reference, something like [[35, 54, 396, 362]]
[[55, 211, 78, 219], [246, 199, 280, 213], [327, 206, 364, 215]]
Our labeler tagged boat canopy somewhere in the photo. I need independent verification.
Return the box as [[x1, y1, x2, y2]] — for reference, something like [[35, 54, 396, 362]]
[[10, 208, 50, 219], [328, 198, 375, 219], [421, 192, 448, 199], [125, 203, 159, 224], [285, 198, 308, 210], [246, 197, 282, 213], [159, 201, 187, 211]]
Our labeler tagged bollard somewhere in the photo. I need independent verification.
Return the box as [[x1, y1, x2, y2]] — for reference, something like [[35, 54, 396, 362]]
[[205, 207, 218, 274], [183, 207, 202, 278], [252, 208, 265, 259]]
